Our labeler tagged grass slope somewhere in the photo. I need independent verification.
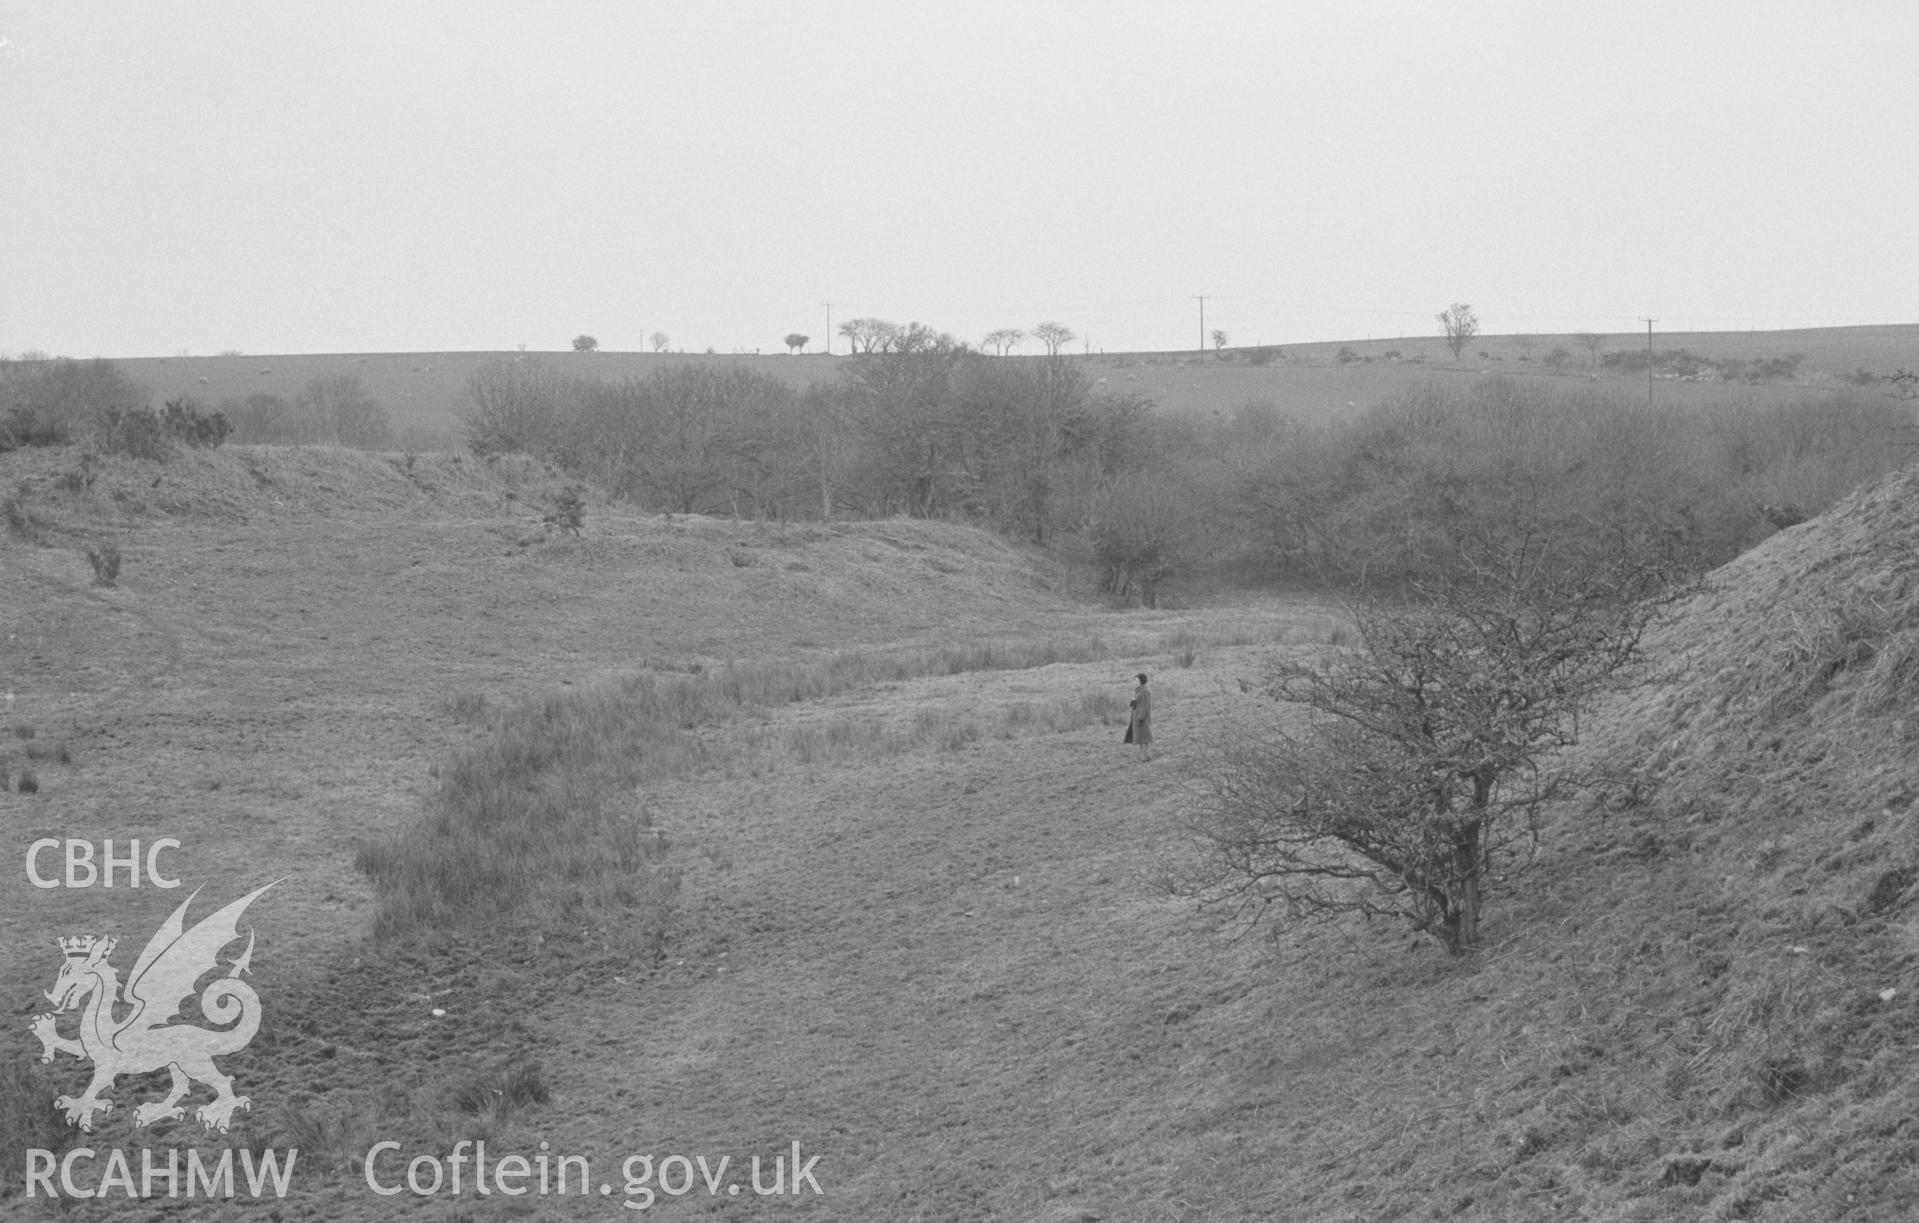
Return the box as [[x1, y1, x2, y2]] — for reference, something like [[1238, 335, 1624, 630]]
[[1159, 464, 1919, 1221]]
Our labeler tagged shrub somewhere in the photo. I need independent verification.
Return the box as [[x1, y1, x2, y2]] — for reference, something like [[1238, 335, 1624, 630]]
[[1747, 354, 1805, 383], [160, 396, 232, 447], [0, 405, 69, 451], [1170, 540, 1682, 953], [219, 392, 304, 444], [543, 486, 586, 536], [1543, 348, 1572, 370], [1336, 346, 1360, 364], [85, 541, 121, 586], [17, 768, 37, 794], [88, 396, 232, 460], [56, 453, 100, 493], [3, 484, 48, 542], [96, 406, 172, 460], [0, 358, 145, 453], [295, 375, 390, 447]]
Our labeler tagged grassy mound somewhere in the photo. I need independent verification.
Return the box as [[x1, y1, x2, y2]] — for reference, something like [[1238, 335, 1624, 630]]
[[1492, 465, 1919, 1217], [1, 442, 578, 526]]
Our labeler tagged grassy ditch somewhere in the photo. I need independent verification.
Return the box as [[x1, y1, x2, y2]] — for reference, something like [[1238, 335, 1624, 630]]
[[357, 635, 1129, 943]]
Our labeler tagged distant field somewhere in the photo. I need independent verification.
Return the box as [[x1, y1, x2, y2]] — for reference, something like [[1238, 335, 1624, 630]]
[[104, 323, 1919, 443], [108, 350, 833, 444]]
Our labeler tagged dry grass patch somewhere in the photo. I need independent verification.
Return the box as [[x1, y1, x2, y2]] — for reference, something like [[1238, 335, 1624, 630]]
[[439, 690, 490, 725], [1157, 612, 1354, 668], [1758, 587, 1919, 721], [267, 1064, 549, 1181], [0, 1060, 74, 1184]]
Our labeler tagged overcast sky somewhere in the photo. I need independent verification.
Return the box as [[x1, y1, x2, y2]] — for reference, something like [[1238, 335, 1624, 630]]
[[3, 2, 1915, 358]]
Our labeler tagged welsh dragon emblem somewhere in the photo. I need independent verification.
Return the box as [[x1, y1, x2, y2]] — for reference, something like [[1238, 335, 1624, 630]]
[[30, 881, 279, 1133]]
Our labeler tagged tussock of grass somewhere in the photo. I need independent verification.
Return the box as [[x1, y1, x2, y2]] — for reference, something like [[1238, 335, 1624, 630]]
[[271, 1101, 387, 1175], [1738, 584, 1919, 724], [22, 738, 68, 762], [448, 1061, 551, 1121], [1157, 615, 1354, 660], [269, 1067, 545, 1177], [0, 1060, 74, 1192], [440, 691, 489, 724]]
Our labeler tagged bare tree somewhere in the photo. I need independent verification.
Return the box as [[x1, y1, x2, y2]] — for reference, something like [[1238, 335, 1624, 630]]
[[1437, 303, 1479, 360], [836, 318, 904, 355], [837, 324, 968, 516], [1087, 470, 1195, 607], [983, 328, 1025, 357], [1211, 328, 1229, 356], [631, 365, 793, 515], [1574, 332, 1606, 373], [1033, 322, 1075, 357], [297, 374, 391, 448], [1169, 540, 1679, 954], [572, 335, 599, 352], [784, 333, 810, 355], [649, 332, 670, 353], [462, 360, 569, 456], [796, 382, 854, 518]]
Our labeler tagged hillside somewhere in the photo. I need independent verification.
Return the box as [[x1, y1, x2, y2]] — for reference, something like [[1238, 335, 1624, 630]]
[[0, 442, 1085, 1012], [4, 441, 1918, 1220], [99, 322, 1919, 444], [1164, 463, 1919, 1220]]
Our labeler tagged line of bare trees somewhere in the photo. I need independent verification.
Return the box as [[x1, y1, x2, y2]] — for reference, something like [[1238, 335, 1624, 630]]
[[834, 319, 1077, 359]]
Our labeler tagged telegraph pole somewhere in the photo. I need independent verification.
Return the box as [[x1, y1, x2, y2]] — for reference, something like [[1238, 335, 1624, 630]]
[[1639, 317, 1656, 406], [1194, 295, 1208, 355], [823, 303, 835, 355]]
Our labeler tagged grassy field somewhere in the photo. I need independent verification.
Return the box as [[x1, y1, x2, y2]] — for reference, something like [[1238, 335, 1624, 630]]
[[4, 440, 1917, 1219], [102, 322, 1919, 445]]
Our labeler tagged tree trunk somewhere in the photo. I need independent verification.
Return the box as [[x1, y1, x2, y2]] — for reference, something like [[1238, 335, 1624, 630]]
[[1442, 813, 1485, 954], [1445, 872, 1480, 953]]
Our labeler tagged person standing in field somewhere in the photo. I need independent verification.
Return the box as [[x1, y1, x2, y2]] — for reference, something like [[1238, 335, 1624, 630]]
[[1126, 672, 1153, 761]]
